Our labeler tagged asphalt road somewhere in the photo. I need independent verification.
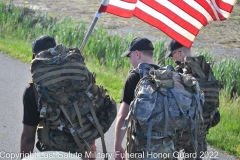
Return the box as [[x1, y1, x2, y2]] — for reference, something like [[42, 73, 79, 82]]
[[0, 52, 239, 160]]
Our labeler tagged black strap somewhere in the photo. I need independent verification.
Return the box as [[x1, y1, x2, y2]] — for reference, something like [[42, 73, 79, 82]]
[[31, 81, 39, 109]]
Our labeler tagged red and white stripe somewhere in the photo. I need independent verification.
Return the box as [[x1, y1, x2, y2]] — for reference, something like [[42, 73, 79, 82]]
[[98, 0, 237, 48]]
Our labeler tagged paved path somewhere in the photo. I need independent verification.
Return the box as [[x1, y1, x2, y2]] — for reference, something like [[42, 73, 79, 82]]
[[0, 52, 239, 160]]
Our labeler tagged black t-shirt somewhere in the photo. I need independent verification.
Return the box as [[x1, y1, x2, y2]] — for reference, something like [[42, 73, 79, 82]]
[[120, 64, 160, 105], [22, 83, 40, 126]]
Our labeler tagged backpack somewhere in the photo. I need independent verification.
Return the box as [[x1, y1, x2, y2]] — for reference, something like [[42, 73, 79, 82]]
[[30, 44, 117, 156], [124, 63, 204, 152], [181, 56, 220, 113]]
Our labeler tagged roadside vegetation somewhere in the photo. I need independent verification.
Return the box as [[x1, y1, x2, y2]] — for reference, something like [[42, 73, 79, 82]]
[[0, 1, 239, 157]]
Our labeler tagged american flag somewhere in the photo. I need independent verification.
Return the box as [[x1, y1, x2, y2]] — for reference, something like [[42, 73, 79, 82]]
[[98, 0, 237, 48]]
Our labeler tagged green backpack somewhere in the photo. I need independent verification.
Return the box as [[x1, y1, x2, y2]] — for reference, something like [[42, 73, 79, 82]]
[[177, 56, 221, 129], [124, 63, 204, 153], [181, 56, 220, 113], [30, 44, 117, 156]]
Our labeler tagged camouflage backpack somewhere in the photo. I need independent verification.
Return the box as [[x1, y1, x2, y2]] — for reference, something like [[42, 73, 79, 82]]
[[176, 56, 221, 129], [180, 56, 220, 113], [124, 63, 204, 152], [30, 44, 117, 156]]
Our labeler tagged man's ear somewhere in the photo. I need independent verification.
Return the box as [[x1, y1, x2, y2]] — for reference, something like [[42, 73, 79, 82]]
[[178, 51, 182, 57], [136, 50, 141, 59]]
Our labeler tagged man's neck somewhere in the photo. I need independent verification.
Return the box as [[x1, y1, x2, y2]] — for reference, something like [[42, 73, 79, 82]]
[[142, 58, 155, 65]]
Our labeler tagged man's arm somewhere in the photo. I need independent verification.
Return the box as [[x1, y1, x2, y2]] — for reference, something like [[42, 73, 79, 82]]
[[20, 124, 37, 159], [114, 102, 130, 160]]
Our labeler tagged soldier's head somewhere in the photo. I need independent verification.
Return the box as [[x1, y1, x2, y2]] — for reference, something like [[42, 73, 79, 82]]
[[32, 35, 56, 59], [165, 39, 192, 62], [121, 37, 154, 68]]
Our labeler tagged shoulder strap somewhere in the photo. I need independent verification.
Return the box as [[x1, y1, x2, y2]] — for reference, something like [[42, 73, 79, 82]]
[[197, 56, 214, 81], [135, 63, 157, 78], [184, 57, 206, 78], [28, 80, 39, 109]]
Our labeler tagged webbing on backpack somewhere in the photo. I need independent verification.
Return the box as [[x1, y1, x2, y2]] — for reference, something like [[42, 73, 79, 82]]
[[85, 95, 108, 159], [125, 63, 203, 153], [31, 44, 117, 157], [181, 56, 220, 113]]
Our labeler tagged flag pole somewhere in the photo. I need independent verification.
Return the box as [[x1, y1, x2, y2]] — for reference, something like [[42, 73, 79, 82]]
[[79, 0, 109, 52]]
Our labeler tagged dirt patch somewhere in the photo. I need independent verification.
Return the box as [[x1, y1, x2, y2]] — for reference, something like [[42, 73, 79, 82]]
[[2, 0, 240, 60]]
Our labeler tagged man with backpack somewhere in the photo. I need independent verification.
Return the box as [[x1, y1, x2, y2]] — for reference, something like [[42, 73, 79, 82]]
[[165, 40, 221, 160], [20, 35, 97, 159], [114, 37, 203, 160], [114, 37, 166, 160]]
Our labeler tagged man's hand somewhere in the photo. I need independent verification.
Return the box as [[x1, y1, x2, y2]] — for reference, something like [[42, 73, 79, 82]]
[[114, 102, 129, 160], [89, 140, 96, 160], [114, 146, 125, 160]]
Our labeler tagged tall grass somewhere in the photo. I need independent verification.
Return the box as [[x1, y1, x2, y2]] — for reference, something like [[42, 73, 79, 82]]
[[196, 51, 240, 97], [0, 2, 140, 71], [0, 2, 240, 157]]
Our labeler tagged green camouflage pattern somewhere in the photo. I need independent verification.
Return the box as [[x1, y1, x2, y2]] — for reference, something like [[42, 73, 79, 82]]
[[31, 44, 117, 153], [127, 136, 174, 160], [174, 56, 221, 159], [174, 125, 207, 160], [174, 112, 211, 158], [196, 79, 220, 112], [127, 63, 203, 155], [130, 63, 202, 135], [182, 56, 220, 113]]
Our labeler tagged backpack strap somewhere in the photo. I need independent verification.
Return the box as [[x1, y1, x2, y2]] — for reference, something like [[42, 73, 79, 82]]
[[163, 96, 169, 137], [184, 57, 206, 78], [145, 96, 169, 151], [126, 118, 134, 154], [33, 85, 39, 108], [28, 80, 39, 109], [208, 68, 213, 81], [170, 88, 202, 153], [73, 101, 84, 128], [135, 63, 158, 78], [59, 104, 86, 153], [85, 96, 108, 160], [146, 118, 154, 151]]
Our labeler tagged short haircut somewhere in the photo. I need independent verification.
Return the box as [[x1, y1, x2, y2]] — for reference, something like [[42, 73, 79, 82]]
[[175, 46, 191, 57], [140, 50, 154, 57]]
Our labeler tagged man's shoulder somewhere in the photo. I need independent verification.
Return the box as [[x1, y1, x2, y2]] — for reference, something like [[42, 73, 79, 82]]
[[127, 70, 140, 79], [134, 63, 160, 72], [23, 82, 34, 97], [150, 64, 160, 69]]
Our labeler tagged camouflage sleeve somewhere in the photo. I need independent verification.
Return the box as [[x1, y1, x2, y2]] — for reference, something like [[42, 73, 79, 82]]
[[120, 72, 140, 105]]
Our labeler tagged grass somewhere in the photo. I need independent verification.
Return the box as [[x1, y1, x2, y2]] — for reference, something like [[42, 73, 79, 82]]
[[0, 36, 32, 62], [0, 1, 239, 158], [85, 59, 126, 103], [207, 93, 240, 157]]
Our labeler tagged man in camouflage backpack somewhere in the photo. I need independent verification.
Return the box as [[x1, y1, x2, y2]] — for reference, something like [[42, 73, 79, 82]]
[[114, 37, 203, 160], [114, 37, 167, 160], [165, 40, 221, 160], [20, 35, 117, 159]]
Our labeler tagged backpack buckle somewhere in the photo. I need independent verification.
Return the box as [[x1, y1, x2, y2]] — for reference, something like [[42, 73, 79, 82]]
[[40, 106, 47, 118], [70, 128, 77, 136], [87, 114, 94, 122], [86, 91, 94, 100], [58, 123, 65, 131], [49, 48, 57, 55]]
